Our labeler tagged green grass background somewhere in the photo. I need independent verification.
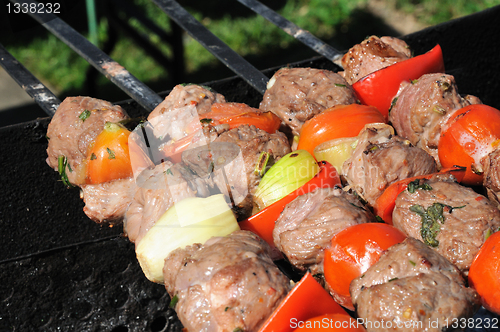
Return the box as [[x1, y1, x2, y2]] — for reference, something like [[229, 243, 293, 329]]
[[1, 0, 498, 102]]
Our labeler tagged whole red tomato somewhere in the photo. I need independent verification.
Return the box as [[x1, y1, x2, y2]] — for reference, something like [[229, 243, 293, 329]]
[[439, 104, 500, 186], [323, 223, 406, 311]]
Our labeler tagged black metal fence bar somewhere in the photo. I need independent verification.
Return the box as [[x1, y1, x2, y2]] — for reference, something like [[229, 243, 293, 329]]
[[0, 43, 60, 117], [236, 0, 344, 64], [152, 0, 269, 95], [9, 0, 164, 112]]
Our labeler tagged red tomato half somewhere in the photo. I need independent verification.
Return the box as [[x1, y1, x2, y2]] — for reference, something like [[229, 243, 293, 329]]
[[297, 104, 385, 156], [86, 122, 133, 184], [439, 104, 500, 185], [323, 223, 406, 310], [208, 102, 281, 133], [468, 231, 500, 315], [373, 166, 466, 225]]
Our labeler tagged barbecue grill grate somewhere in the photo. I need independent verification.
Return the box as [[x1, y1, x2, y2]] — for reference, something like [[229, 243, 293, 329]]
[[2, 2, 500, 331]]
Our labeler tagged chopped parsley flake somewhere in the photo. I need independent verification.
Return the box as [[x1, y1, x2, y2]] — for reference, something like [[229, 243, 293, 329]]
[[79, 109, 91, 121], [388, 97, 398, 114], [407, 179, 433, 194], [106, 147, 115, 159], [410, 203, 446, 247], [169, 295, 179, 308]]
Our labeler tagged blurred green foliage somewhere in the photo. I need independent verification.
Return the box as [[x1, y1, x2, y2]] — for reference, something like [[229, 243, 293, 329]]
[[392, 0, 499, 25], [2, 0, 498, 97]]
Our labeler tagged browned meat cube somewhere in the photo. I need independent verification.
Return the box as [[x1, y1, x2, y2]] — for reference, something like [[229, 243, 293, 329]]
[[260, 67, 357, 136], [351, 238, 480, 332], [164, 230, 290, 332]]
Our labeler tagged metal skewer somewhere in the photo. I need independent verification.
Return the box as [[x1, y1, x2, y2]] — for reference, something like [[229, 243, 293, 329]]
[[236, 0, 344, 66], [152, 0, 269, 95], [0, 43, 60, 117], [9, 0, 164, 112]]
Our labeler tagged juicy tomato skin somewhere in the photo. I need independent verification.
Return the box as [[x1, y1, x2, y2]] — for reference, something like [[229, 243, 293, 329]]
[[209, 102, 281, 133], [297, 104, 386, 156], [292, 313, 366, 331], [323, 223, 406, 311], [353, 44, 444, 119], [439, 104, 500, 186], [86, 122, 133, 184], [468, 231, 500, 315], [373, 166, 466, 225]]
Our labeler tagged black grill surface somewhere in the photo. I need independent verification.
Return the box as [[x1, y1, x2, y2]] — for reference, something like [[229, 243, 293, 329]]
[[2, 5, 500, 331]]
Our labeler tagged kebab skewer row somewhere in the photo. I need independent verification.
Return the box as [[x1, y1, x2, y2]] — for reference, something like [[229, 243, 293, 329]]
[[43, 35, 500, 330]]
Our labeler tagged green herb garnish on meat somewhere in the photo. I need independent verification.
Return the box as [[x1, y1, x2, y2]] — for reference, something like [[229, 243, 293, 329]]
[[169, 295, 179, 308], [410, 203, 446, 247], [57, 155, 74, 188], [79, 109, 91, 121], [335, 83, 346, 88], [407, 179, 433, 194], [388, 97, 398, 114], [200, 118, 212, 124]]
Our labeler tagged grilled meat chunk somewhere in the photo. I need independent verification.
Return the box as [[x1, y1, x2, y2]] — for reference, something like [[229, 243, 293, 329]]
[[482, 147, 500, 208], [163, 230, 290, 332], [124, 161, 196, 245], [80, 178, 137, 225], [273, 188, 373, 274], [259, 67, 357, 136], [148, 84, 226, 121], [182, 125, 291, 219], [392, 177, 500, 273], [389, 73, 480, 165], [46, 96, 129, 185], [341, 36, 411, 85], [351, 238, 480, 332], [342, 124, 437, 207]]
